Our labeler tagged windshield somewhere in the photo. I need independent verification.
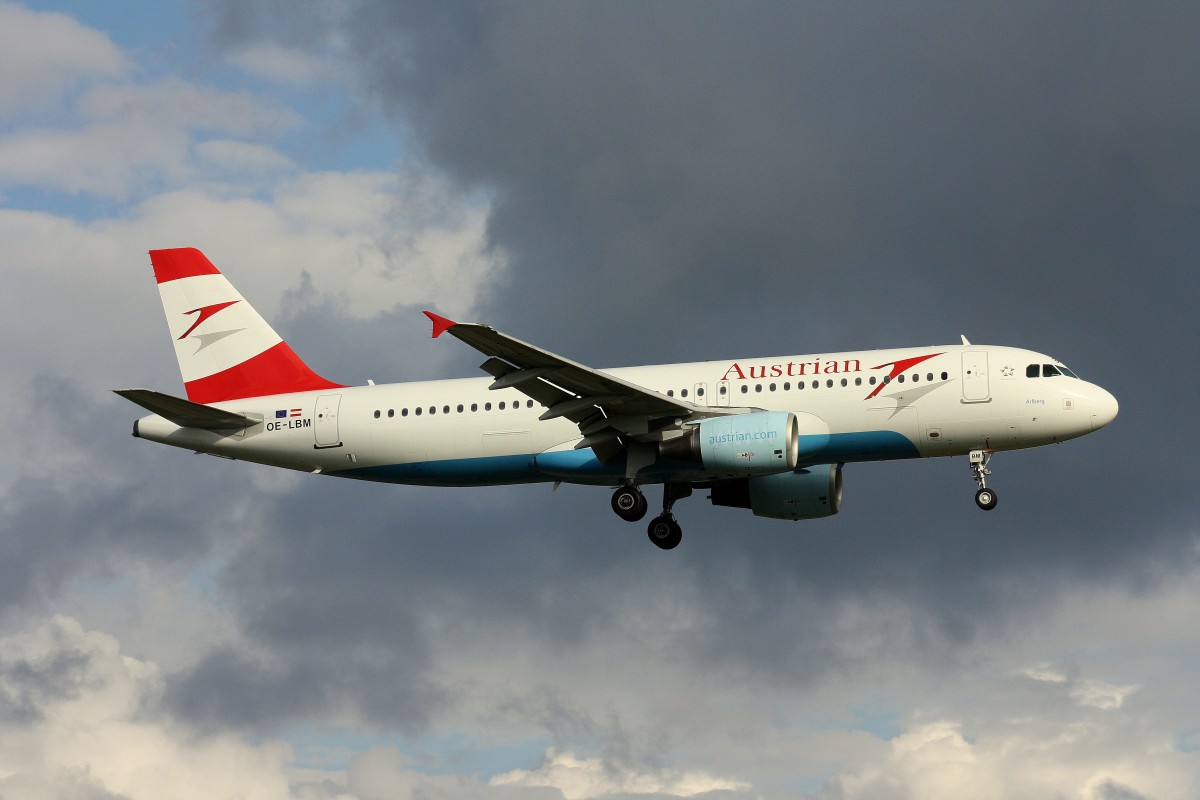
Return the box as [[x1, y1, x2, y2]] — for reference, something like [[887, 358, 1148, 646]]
[[1028, 362, 1079, 378]]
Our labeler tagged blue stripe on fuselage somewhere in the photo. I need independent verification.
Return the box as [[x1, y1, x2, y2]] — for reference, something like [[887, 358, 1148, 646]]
[[332, 431, 918, 486]]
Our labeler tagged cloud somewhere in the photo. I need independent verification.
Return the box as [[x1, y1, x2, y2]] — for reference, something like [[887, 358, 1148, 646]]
[[0, 2, 128, 116], [196, 138, 297, 174], [489, 748, 751, 799], [4, 3, 1200, 800], [817, 714, 1189, 800], [0, 78, 302, 198], [225, 41, 346, 86], [0, 616, 295, 800]]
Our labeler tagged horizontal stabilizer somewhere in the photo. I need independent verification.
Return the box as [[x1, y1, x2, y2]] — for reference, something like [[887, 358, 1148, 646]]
[[113, 388, 253, 430]]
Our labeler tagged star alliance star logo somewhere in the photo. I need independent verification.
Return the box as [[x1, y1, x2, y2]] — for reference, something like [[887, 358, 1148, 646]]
[[1001, 365, 1015, 377]]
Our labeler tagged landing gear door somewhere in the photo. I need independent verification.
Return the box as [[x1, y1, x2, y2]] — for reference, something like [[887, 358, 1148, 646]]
[[314, 394, 342, 448], [961, 351, 990, 403]]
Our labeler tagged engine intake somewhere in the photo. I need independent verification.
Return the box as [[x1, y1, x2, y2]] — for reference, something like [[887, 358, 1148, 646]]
[[659, 411, 799, 476]]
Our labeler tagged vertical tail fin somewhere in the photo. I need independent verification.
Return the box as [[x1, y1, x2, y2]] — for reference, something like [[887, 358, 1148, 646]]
[[150, 248, 343, 403]]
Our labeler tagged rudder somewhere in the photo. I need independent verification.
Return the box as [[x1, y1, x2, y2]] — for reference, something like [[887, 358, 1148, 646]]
[[150, 248, 343, 403]]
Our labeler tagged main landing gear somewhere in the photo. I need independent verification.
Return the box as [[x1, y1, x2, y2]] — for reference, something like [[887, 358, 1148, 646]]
[[610, 483, 691, 549], [970, 449, 998, 510], [611, 483, 648, 521]]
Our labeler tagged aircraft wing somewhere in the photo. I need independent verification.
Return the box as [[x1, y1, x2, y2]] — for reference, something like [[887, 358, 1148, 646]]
[[424, 312, 739, 462]]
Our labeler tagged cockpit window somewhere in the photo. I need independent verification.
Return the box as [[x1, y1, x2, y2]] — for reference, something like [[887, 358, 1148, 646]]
[[1028, 362, 1078, 378]]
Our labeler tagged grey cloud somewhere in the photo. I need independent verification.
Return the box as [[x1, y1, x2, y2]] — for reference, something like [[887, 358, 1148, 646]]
[[0, 376, 234, 614], [160, 0, 1200, 745]]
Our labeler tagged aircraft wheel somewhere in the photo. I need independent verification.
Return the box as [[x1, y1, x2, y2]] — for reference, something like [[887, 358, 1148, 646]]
[[975, 487, 998, 511], [647, 515, 683, 550], [611, 485, 648, 522]]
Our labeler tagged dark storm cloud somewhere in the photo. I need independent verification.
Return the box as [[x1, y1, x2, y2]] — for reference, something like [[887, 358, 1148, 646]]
[[0, 376, 241, 614], [210, 1, 1200, 353], [181, 0, 1200, 732]]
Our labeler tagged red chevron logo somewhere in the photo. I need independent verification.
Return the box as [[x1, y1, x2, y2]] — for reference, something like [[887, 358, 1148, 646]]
[[178, 300, 239, 340]]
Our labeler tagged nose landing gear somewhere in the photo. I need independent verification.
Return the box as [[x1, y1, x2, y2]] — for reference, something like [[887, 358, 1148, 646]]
[[970, 449, 998, 510]]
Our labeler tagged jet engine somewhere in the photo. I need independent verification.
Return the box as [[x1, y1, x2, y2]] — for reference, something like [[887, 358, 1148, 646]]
[[709, 465, 843, 520], [658, 411, 798, 476]]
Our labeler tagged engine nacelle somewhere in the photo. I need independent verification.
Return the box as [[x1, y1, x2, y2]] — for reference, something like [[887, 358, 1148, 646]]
[[709, 465, 843, 520], [659, 411, 799, 476]]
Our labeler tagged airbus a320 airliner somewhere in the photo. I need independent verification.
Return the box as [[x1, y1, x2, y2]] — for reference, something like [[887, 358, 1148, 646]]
[[118, 248, 1118, 549]]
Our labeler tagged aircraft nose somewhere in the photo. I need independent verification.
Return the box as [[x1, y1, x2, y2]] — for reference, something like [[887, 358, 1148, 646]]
[[1090, 386, 1119, 431]]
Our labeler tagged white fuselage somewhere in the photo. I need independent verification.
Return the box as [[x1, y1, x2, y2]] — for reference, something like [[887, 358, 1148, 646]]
[[133, 343, 1118, 488]]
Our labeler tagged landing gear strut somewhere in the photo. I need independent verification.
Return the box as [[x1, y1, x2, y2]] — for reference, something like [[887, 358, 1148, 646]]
[[970, 450, 998, 510], [611, 483, 648, 522], [647, 483, 691, 550]]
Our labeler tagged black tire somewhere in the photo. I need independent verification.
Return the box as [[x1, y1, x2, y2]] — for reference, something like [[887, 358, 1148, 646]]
[[647, 515, 683, 549], [975, 487, 998, 511], [611, 486, 648, 522]]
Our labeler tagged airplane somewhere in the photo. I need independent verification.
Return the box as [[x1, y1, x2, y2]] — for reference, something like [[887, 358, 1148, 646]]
[[117, 248, 1118, 549]]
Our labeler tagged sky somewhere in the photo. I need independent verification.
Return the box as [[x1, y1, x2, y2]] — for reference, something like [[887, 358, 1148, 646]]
[[1, 1, 1198, 798]]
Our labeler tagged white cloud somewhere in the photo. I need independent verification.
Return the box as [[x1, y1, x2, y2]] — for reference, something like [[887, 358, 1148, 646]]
[[226, 41, 346, 87], [817, 714, 1194, 800], [0, 2, 128, 115], [490, 748, 750, 799], [197, 138, 297, 174], [0, 616, 295, 800], [0, 78, 302, 198]]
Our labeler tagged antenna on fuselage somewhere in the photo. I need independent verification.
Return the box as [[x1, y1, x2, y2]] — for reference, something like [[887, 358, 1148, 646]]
[[960, 335, 972, 345]]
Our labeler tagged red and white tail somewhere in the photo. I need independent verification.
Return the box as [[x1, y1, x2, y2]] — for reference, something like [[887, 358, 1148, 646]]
[[150, 248, 343, 403]]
